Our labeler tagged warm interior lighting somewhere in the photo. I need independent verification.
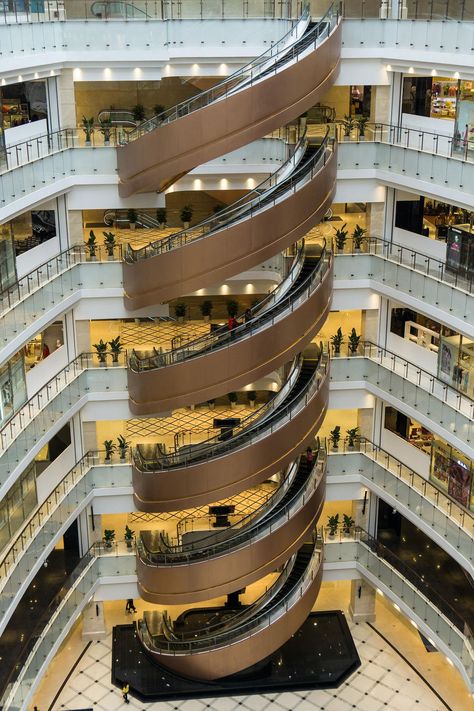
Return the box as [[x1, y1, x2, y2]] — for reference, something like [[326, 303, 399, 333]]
[[408, 66, 414, 74]]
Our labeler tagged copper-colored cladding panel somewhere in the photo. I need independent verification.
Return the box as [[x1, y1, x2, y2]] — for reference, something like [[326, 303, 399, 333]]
[[136, 468, 325, 604], [123, 148, 336, 309], [117, 22, 341, 196], [128, 259, 332, 413], [132, 366, 329, 512], [141, 554, 323, 679]]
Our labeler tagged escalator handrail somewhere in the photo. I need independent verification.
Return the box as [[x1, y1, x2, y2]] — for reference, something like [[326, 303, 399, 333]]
[[134, 348, 328, 470], [124, 2, 341, 141], [129, 239, 326, 372]]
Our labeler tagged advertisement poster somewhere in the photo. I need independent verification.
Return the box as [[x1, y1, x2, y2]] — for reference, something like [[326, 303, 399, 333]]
[[448, 460, 471, 509], [430, 443, 450, 491]]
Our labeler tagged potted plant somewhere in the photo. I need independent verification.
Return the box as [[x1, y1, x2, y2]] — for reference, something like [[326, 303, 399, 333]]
[[109, 336, 123, 364], [124, 525, 135, 549], [226, 300, 239, 318], [180, 204, 193, 228], [199, 300, 213, 322], [228, 392, 238, 409], [334, 224, 348, 253], [207, 398, 216, 410], [82, 115, 94, 145], [357, 115, 369, 140], [104, 439, 116, 461], [156, 207, 167, 228], [342, 514, 355, 536], [327, 514, 339, 539], [153, 104, 165, 118], [117, 434, 130, 461], [132, 104, 146, 122], [174, 302, 186, 323], [103, 231, 116, 259], [103, 528, 115, 549], [127, 208, 138, 230], [347, 427, 360, 450], [247, 390, 257, 408], [87, 229, 97, 260], [99, 117, 112, 145], [341, 114, 356, 141], [329, 425, 341, 451], [352, 224, 367, 252], [93, 339, 108, 365], [348, 328, 361, 354], [330, 327, 344, 355]]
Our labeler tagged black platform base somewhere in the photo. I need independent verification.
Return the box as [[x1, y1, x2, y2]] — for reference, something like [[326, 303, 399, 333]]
[[111, 611, 360, 702]]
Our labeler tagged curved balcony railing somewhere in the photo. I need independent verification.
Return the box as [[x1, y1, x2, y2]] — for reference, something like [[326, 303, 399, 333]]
[[327, 437, 474, 573], [137, 538, 323, 679], [330, 341, 474, 456]]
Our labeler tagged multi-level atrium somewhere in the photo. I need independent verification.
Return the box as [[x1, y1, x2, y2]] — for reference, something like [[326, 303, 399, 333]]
[[0, 0, 473, 709]]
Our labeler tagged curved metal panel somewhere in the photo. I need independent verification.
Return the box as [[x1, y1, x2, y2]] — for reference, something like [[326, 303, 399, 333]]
[[123, 147, 336, 309], [136, 466, 325, 604], [132, 365, 329, 512], [140, 550, 323, 679], [117, 22, 341, 196], [128, 257, 333, 413]]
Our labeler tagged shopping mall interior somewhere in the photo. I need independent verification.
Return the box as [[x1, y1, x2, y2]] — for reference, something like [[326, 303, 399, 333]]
[[0, 1, 473, 710]]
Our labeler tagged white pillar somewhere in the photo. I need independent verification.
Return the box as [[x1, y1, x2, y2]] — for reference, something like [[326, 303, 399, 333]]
[[82, 600, 107, 641], [349, 579, 376, 622]]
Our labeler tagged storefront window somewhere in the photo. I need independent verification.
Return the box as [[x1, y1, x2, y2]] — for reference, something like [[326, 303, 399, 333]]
[[453, 80, 474, 158], [384, 406, 433, 454], [0, 353, 27, 427], [2, 209, 56, 257], [402, 76, 458, 120], [0, 228, 17, 294], [430, 439, 473, 510], [390, 308, 440, 352], [395, 194, 472, 242], [438, 329, 474, 399], [0, 462, 37, 554]]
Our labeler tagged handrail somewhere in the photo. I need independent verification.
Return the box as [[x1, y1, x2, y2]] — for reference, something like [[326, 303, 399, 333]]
[[138, 537, 322, 653], [139, 443, 325, 564], [90, 1, 151, 18], [329, 436, 474, 530], [126, 130, 333, 262], [134, 349, 327, 470], [129, 241, 328, 371], [124, 2, 340, 140]]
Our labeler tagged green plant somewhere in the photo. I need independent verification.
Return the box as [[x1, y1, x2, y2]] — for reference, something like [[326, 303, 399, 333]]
[[103, 528, 115, 548], [116, 434, 130, 460], [180, 204, 193, 224], [153, 104, 165, 117], [343, 513, 355, 534], [329, 425, 341, 450], [330, 327, 344, 355], [109, 336, 123, 363], [132, 104, 146, 122], [327, 514, 339, 537], [174, 302, 186, 319], [82, 115, 94, 143], [93, 339, 108, 363], [341, 114, 356, 137], [87, 229, 97, 258], [346, 426, 360, 448], [98, 117, 112, 143], [247, 390, 257, 403], [333, 223, 348, 251], [228, 391, 238, 404], [103, 230, 116, 257], [156, 207, 167, 226], [226, 300, 239, 317], [199, 300, 213, 318], [104, 439, 116, 460], [127, 208, 138, 225], [357, 115, 369, 137], [124, 524, 135, 548], [348, 328, 361, 354], [352, 224, 367, 250]]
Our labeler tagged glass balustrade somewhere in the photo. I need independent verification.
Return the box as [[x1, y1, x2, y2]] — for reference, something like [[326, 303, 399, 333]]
[[0, 548, 135, 711], [0, 453, 132, 628], [330, 342, 474, 453], [327, 438, 474, 566], [324, 537, 474, 682], [0, 354, 128, 493]]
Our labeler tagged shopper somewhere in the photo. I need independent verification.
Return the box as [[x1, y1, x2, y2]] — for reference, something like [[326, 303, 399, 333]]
[[227, 314, 237, 340], [125, 598, 137, 614], [305, 446, 314, 465], [244, 308, 252, 323], [122, 682, 130, 703]]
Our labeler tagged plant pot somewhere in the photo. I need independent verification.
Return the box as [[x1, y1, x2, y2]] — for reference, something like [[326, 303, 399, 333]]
[[104, 139, 110, 146], [85, 139, 91, 146], [333, 349, 340, 357], [177, 316, 184, 324], [159, 222, 165, 229], [343, 135, 350, 142], [90, 255, 97, 262], [203, 315, 210, 323], [332, 446, 339, 452], [126, 540, 133, 549], [183, 221, 190, 229], [99, 360, 107, 367], [343, 529, 351, 537], [189, 403, 195, 411], [107, 255, 114, 261], [208, 403, 215, 410], [129, 223, 136, 230], [359, 135, 365, 142], [105, 542, 112, 549], [120, 455, 126, 462], [354, 247, 361, 254], [230, 402, 237, 409], [248, 400, 256, 408], [328, 532, 336, 540]]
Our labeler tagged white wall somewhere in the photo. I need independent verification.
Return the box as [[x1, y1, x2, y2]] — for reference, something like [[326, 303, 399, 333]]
[[381, 426, 431, 480], [26, 344, 68, 398], [386, 331, 438, 377], [36, 443, 76, 502], [393, 225, 447, 261], [16, 234, 61, 279]]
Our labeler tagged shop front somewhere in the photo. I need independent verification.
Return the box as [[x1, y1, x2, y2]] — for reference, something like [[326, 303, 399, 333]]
[[430, 439, 473, 510]]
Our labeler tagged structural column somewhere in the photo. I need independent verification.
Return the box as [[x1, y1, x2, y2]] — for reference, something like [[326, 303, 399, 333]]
[[349, 579, 376, 622]]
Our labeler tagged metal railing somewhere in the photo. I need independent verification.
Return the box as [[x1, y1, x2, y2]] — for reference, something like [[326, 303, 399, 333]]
[[134, 349, 328, 469], [139, 444, 325, 564], [138, 535, 322, 653], [130, 242, 329, 371], [124, 2, 340, 140], [126, 130, 333, 262]]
